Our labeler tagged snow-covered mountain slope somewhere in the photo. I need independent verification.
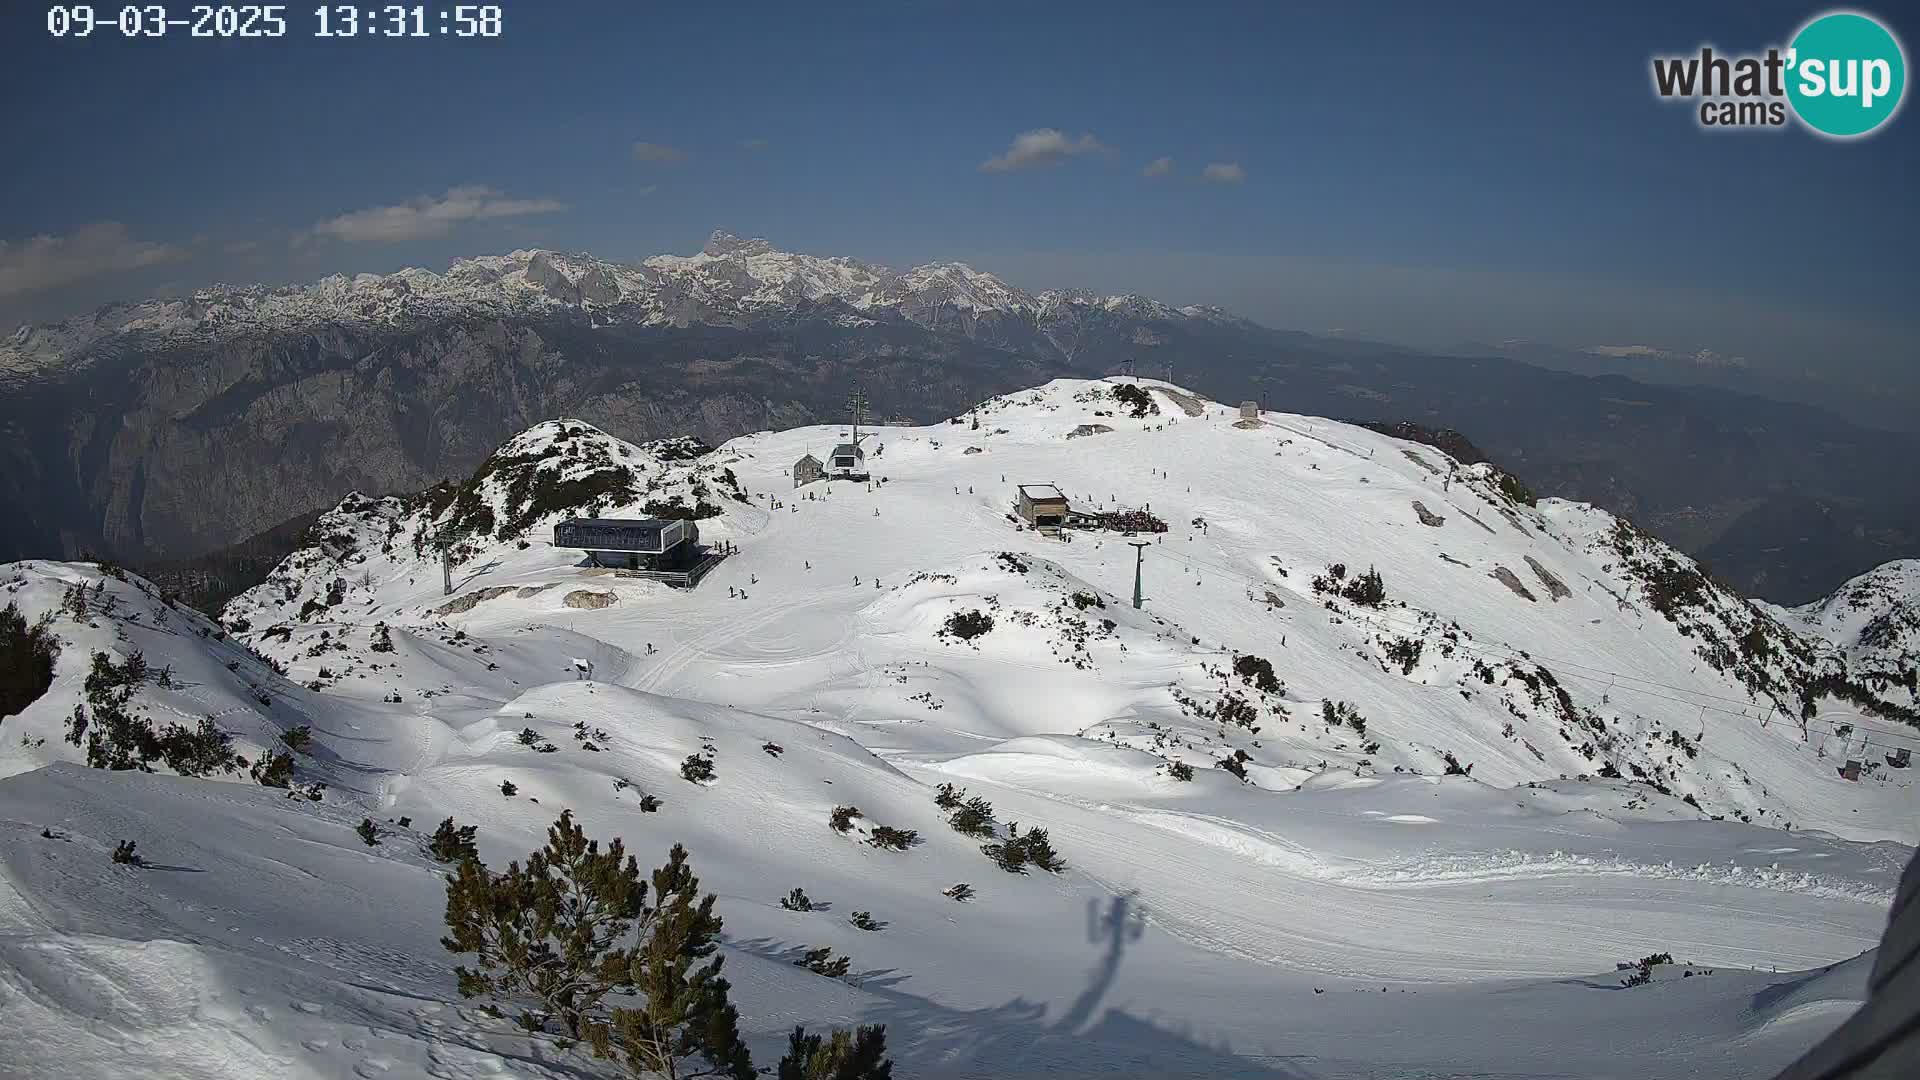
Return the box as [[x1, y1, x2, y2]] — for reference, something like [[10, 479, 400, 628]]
[[0, 231, 1238, 383], [2, 378, 1916, 1079], [1767, 560, 1920, 717]]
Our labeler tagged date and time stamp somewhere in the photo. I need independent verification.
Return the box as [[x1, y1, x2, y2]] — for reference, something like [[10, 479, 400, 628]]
[[44, 4, 505, 38]]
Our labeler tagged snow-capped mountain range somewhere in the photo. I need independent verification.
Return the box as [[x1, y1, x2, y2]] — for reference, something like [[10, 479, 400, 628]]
[[2, 377, 1916, 1078], [0, 230, 1239, 382]]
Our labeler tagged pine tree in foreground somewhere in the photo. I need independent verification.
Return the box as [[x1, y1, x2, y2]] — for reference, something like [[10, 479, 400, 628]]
[[442, 812, 755, 1079], [776, 1024, 893, 1080]]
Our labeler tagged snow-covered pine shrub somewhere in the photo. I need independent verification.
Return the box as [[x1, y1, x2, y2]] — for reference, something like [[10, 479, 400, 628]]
[[780, 887, 815, 912], [1321, 700, 1365, 730], [867, 825, 918, 851], [776, 1025, 893, 1079], [1232, 654, 1281, 694], [441, 811, 755, 1078], [1618, 953, 1671, 988], [1111, 383, 1158, 418], [946, 794, 997, 838], [941, 610, 994, 641], [1167, 760, 1195, 781], [1342, 567, 1387, 607], [1214, 692, 1260, 731], [357, 818, 381, 846], [1494, 470, 1537, 507], [1442, 751, 1474, 777], [499, 779, 518, 797], [251, 750, 294, 788], [680, 754, 716, 783], [829, 806, 863, 834], [1383, 637, 1423, 675], [159, 717, 241, 777], [981, 832, 1029, 874], [1218, 752, 1250, 781], [933, 783, 964, 811], [1310, 563, 1348, 595], [981, 823, 1067, 874], [848, 911, 883, 932], [281, 725, 313, 754], [111, 840, 142, 865], [1017, 826, 1066, 873], [943, 883, 975, 902], [794, 946, 851, 978], [0, 602, 60, 718], [428, 818, 480, 863], [516, 727, 542, 747]]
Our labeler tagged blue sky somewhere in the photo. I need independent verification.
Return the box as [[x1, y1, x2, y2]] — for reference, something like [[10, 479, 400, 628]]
[[2, 0, 1914, 400]]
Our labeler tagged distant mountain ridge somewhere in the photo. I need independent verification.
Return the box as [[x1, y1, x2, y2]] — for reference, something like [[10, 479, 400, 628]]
[[0, 230, 1242, 384]]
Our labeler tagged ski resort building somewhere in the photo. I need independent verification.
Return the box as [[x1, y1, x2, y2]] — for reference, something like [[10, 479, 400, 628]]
[[1015, 483, 1070, 529], [552, 517, 720, 588], [828, 442, 866, 479], [792, 453, 825, 488]]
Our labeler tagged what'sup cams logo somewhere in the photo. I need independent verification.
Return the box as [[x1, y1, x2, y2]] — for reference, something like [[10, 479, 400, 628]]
[[1651, 9, 1906, 138]]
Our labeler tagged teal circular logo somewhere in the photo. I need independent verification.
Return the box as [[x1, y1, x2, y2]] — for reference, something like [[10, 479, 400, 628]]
[[1787, 11, 1907, 137]]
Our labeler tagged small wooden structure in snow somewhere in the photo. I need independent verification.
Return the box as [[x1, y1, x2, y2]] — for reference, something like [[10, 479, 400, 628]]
[[1841, 759, 1863, 782], [1240, 401, 1260, 420], [793, 453, 825, 488]]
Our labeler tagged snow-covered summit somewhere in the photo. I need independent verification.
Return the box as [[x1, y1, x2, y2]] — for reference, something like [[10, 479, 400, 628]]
[[1, 232, 1216, 381]]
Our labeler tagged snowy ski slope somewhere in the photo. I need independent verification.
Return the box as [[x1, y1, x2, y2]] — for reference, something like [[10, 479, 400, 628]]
[[1, 378, 1914, 1079]]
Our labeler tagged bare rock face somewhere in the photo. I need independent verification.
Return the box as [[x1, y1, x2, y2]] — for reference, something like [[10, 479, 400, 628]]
[[1525, 556, 1572, 600], [1411, 501, 1446, 527], [1489, 565, 1538, 602], [436, 585, 519, 615], [563, 589, 617, 609]]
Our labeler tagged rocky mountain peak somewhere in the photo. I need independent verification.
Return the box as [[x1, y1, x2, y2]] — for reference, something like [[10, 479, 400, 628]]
[[702, 230, 775, 258]]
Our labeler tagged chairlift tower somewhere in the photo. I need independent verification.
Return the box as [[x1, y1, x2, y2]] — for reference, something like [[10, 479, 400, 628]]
[[1129, 541, 1151, 609]]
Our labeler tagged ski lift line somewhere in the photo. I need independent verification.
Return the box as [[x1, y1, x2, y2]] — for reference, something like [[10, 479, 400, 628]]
[[1136, 547, 1920, 753], [1152, 544, 1907, 725]]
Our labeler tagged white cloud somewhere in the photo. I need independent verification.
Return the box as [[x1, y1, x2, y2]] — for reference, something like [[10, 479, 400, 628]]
[[980, 128, 1108, 172], [0, 223, 186, 296], [1142, 156, 1175, 178], [1201, 162, 1247, 184], [631, 141, 689, 164], [738, 138, 769, 153], [307, 186, 567, 245]]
